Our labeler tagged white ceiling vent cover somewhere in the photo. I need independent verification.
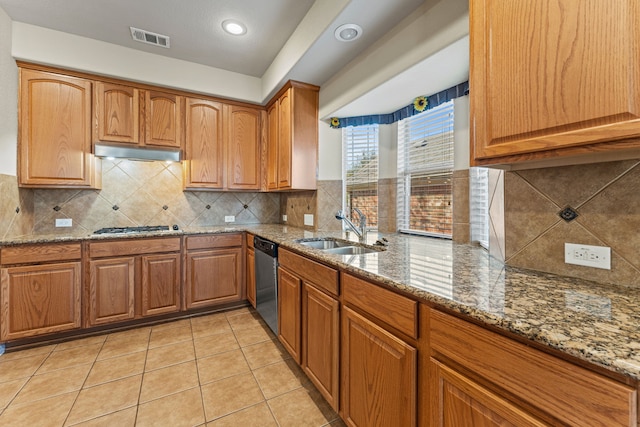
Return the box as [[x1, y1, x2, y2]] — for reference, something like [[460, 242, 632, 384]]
[[130, 27, 170, 48]]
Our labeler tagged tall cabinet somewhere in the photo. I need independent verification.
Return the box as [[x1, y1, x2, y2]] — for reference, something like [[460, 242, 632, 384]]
[[470, 0, 640, 166], [266, 81, 319, 190], [18, 68, 100, 188]]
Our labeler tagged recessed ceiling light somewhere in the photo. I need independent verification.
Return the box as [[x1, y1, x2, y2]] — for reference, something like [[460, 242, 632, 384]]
[[222, 19, 247, 36], [334, 24, 362, 42]]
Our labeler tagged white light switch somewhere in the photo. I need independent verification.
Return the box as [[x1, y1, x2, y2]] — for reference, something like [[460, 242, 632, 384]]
[[55, 218, 72, 227], [564, 243, 611, 270], [304, 214, 314, 226], [224, 215, 235, 223]]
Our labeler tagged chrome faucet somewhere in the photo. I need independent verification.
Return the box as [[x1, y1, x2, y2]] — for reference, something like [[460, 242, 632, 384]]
[[336, 208, 367, 241]]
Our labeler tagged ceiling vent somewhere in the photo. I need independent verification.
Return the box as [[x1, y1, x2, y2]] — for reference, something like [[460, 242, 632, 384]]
[[130, 27, 170, 48]]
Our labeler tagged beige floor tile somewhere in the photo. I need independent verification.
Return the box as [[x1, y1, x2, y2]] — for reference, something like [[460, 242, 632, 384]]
[[54, 335, 107, 352], [105, 326, 151, 342], [66, 407, 137, 427], [267, 387, 337, 427], [197, 349, 250, 385], [13, 364, 91, 405], [136, 387, 205, 427], [227, 312, 264, 331], [84, 351, 146, 387], [66, 375, 142, 425], [233, 325, 275, 347], [0, 353, 49, 382], [139, 360, 199, 403], [193, 332, 239, 359], [97, 334, 149, 361], [253, 359, 308, 399], [191, 316, 232, 339], [0, 377, 28, 411], [151, 318, 192, 332], [242, 339, 291, 370], [0, 390, 77, 427], [37, 344, 102, 373], [224, 307, 253, 318], [145, 340, 195, 371], [201, 372, 265, 422], [0, 344, 56, 363], [206, 402, 277, 427], [148, 324, 193, 349]]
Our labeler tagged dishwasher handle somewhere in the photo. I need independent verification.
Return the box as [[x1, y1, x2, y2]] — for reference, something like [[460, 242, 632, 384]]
[[254, 236, 278, 257]]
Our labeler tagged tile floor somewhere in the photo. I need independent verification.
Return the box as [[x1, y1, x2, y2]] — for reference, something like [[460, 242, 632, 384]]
[[0, 307, 345, 426]]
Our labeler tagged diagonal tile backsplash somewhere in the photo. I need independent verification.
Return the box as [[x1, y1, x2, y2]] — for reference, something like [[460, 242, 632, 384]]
[[26, 159, 280, 235], [498, 159, 640, 287]]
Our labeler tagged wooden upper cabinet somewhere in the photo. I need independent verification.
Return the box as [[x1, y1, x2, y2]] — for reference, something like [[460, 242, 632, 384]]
[[226, 105, 263, 190], [18, 68, 100, 188], [183, 98, 224, 189], [145, 91, 183, 148], [95, 82, 140, 144], [471, 0, 640, 166], [266, 81, 319, 191]]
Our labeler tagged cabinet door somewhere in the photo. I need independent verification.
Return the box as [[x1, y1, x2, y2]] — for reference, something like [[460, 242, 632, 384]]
[[277, 267, 301, 364], [0, 262, 81, 340], [430, 359, 547, 427], [89, 257, 135, 325], [246, 248, 256, 308], [141, 253, 181, 317], [185, 247, 242, 309], [277, 88, 292, 189], [184, 98, 224, 189], [19, 69, 97, 188], [266, 102, 279, 190], [303, 283, 339, 410], [227, 105, 262, 190], [471, 0, 640, 164], [95, 82, 140, 143], [341, 306, 417, 427], [145, 91, 183, 148]]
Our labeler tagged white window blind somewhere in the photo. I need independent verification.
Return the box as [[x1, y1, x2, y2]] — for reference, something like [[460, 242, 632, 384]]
[[470, 167, 489, 248], [397, 101, 454, 237], [343, 125, 379, 228]]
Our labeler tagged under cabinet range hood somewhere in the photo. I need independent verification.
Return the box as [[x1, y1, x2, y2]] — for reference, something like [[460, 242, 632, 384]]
[[94, 144, 181, 162]]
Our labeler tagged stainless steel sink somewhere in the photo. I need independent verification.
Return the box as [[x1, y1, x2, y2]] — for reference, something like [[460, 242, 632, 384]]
[[322, 245, 381, 255], [296, 238, 352, 249]]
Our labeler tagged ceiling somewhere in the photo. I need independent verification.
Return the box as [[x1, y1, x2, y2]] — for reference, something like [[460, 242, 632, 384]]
[[0, 0, 469, 117]]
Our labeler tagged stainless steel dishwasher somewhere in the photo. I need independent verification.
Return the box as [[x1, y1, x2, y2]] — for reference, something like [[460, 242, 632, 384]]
[[254, 236, 278, 334]]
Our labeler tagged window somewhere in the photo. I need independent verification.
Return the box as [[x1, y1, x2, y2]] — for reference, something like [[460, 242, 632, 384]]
[[470, 167, 490, 248], [343, 124, 379, 228], [397, 101, 454, 237]]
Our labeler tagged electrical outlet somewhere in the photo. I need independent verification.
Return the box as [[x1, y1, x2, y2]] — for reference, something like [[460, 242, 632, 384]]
[[304, 214, 314, 226], [282, 214, 287, 222], [55, 218, 72, 227], [224, 215, 235, 223], [564, 243, 611, 270]]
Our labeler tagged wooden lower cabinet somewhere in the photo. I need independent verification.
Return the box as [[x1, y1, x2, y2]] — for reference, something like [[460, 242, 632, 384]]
[[341, 306, 417, 427], [431, 359, 546, 427], [277, 266, 302, 363], [1, 262, 82, 340], [246, 248, 256, 308], [141, 253, 181, 316], [185, 246, 243, 309], [89, 257, 135, 325], [302, 282, 340, 410]]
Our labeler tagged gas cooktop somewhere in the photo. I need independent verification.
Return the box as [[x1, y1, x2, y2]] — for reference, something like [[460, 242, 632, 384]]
[[93, 225, 177, 235]]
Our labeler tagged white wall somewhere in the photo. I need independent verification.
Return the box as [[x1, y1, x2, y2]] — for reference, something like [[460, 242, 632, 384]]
[[378, 123, 397, 179], [318, 121, 342, 181], [0, 7, 17, 176], [453, 95, 469, 171]]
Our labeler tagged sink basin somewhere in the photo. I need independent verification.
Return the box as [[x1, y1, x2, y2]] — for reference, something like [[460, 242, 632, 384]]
[[322, 246, 381, 255], [296, 238, 352, 249]]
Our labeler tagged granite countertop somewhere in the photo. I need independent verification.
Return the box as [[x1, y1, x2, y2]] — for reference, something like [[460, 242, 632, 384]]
[[3, 224, 640, 380]]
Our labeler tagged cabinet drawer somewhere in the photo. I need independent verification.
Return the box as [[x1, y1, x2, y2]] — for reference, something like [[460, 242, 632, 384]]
[[186, 233, 242, 250], [342, 273, 418, 339], [89, 237, 180, 258], [279, 249, 338, 296], [1, 243, 82, 265], [430, 309, 636, 427]]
